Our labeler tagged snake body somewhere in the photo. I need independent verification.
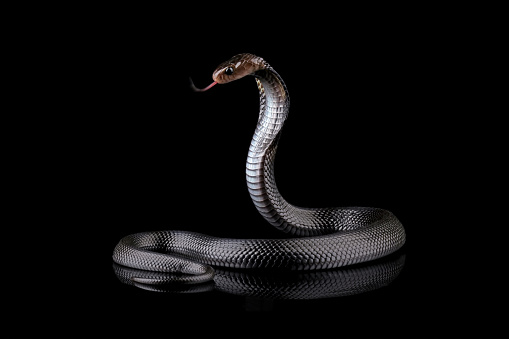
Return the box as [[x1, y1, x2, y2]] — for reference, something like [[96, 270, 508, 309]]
[[112, 53, 406, 284]]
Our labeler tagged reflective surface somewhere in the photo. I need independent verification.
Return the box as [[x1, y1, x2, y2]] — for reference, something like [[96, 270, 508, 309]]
[[113, 252, 405, 298]]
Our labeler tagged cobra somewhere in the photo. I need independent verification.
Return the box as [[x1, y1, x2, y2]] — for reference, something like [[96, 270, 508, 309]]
[[112, 53, 406, 285]]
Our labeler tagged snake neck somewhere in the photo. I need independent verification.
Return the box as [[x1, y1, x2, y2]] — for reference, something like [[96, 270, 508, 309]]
[[246, 66, 300, 234]]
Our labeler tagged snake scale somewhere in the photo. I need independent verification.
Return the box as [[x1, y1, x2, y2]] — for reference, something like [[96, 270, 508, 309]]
[[112, 53, 406, 285]]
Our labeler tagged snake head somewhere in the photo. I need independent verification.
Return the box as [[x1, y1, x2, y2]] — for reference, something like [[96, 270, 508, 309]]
[[190, 53, 267, 92], [212, 53, 265, 84]]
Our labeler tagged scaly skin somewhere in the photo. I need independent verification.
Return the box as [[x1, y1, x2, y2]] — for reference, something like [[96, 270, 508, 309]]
[[112, 53, 406, 284]]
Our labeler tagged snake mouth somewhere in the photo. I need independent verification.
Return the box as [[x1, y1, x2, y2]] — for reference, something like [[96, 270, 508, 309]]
[[189, 78, 217, 92]]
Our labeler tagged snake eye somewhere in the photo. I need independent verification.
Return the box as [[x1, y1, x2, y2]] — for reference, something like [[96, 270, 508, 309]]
[[224, 67, 234, 75]]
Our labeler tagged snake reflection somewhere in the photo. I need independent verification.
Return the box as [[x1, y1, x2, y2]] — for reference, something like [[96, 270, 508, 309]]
[[113, 253, 405, 298]]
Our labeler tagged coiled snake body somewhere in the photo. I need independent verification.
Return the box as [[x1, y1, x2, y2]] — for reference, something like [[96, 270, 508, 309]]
[[112, 53, 406, 284]]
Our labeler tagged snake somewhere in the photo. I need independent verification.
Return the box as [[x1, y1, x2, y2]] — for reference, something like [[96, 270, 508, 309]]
[[112, 53, 406, 285]]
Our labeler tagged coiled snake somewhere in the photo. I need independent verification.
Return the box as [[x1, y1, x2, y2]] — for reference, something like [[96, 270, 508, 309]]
[[112, 53, 406, 285]]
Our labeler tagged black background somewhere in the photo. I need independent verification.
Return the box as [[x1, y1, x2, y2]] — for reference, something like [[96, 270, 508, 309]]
[[34, 4, 504, 338]]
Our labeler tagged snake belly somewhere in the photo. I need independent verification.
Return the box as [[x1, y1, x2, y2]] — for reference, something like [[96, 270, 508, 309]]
[[112, 53, 406, 284]]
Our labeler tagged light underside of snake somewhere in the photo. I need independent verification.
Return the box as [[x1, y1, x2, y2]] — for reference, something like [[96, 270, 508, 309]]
[[112, 53, 406, 285]]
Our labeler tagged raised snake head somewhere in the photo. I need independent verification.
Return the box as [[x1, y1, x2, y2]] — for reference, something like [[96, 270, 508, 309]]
[[212, 53, 267, 84]]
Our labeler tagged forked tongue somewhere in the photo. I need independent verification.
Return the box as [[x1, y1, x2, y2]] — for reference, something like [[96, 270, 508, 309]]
[[189, 78, 217, 92]]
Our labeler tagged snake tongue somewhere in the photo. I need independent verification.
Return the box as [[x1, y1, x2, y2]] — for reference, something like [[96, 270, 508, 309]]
[[189, 78, 218, 92]]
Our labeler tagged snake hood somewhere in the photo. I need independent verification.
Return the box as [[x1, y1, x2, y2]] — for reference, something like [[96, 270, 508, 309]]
[[212, 53, 268, 84]]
